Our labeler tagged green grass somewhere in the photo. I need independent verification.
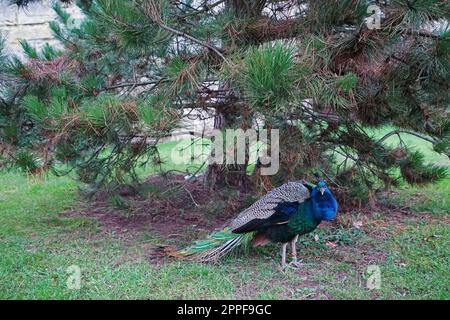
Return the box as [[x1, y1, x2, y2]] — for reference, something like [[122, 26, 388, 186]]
[[381, 221, 449, 299], [380, 179, 450, 216], [0, 128, 449, 299], [371, 126, 450, 166], [0, 170, 448, 299]]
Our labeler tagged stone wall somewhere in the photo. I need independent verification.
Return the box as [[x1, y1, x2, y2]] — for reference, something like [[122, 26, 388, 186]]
[[0, 1, 82, 57]]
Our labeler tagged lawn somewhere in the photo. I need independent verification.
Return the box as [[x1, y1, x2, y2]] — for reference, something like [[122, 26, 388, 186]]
[[0, 128, 449, 299]]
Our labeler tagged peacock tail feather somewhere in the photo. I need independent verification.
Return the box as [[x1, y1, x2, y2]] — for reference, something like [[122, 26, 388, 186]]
[[171, 228, 254, 262]]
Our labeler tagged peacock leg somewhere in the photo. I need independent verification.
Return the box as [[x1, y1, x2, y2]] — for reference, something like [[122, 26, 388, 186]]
[[288, 235, 302, 268], [280, 243, 288, 269]]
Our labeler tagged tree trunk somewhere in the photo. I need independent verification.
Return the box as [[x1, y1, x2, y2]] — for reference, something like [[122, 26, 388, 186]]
[[204, 1, 266, 189], [204, 108, 251, 189]]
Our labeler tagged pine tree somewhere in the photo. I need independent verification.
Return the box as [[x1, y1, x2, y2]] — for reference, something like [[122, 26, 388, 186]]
[[1, 0, 448, 202]]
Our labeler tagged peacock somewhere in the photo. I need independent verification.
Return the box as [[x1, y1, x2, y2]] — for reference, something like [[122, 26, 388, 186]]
[[173, 179, 338, 268]]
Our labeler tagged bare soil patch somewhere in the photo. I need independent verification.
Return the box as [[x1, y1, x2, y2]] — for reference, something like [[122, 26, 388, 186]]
[[63, 174, 254, 243]]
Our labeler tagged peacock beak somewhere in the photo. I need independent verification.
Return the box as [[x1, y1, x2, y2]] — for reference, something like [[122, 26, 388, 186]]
[[319, 187, 325, 195]]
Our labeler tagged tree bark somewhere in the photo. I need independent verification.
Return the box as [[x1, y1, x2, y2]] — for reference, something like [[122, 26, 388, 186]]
[[204, 0, 267, 189], [204, 94, 251, 190]]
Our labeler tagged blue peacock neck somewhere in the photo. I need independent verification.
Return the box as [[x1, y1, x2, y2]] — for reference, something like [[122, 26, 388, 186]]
[[310, 188, 338, 222], [288, 185, 338, 233]]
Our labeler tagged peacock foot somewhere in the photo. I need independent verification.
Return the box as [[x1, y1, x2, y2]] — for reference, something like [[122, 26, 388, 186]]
[[279, 258, 303, 271], [287, 257, 303, 269]]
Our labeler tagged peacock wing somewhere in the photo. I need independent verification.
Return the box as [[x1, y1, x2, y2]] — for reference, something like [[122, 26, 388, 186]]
[[230, 182, 310, 233], [232, 201, 300, 233]]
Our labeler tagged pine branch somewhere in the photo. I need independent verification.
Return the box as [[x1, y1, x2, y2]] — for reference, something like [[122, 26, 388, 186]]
[[402, 29, 443, 40], [101, 79, 166, 91], [234, 17, 305, 44], [178, 0, 226, 18], [144, 0, 229, 64], [377, 130, 437, 144], [154, 21, 228, 63]]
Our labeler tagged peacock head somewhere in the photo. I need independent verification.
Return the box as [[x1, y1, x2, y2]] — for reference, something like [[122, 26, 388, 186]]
[[316, 180, 327, 196], [311, 179, 338, 221]]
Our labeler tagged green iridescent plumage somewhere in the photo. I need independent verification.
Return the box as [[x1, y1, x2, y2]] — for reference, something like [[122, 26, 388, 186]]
[[287, 202, 320, 235]]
